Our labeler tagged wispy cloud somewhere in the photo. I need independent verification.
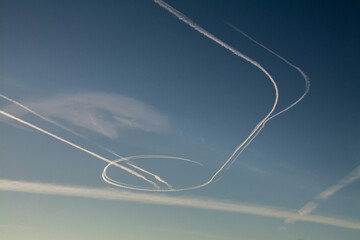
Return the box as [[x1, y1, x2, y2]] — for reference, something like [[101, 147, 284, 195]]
[[2, 92, 170, 139], [1, 179, 359, 230]]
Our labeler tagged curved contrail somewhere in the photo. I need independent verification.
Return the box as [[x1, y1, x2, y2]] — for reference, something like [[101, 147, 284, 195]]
[[224, 22, 310, 121], [0, 0, 309, 192], [151, 0, 309, 190], [222, 22, 310, 169]]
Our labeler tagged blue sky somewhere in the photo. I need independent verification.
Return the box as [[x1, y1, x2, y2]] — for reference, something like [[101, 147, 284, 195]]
[[1, 0, 359, 239]]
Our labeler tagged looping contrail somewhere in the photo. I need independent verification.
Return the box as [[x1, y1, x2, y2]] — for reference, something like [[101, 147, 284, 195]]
[[0, 0, 309, 192]]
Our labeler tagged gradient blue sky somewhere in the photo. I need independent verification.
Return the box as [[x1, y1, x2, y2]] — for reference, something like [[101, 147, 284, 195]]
[[1, 0, 359, 239]]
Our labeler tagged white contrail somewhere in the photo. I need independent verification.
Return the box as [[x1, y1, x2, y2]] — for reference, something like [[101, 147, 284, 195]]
[[222, 22, 310, 169], [1, 179, 359, 230], [224, 22, 310, 121], [154, 0, 279, 186], [154, 0, 308, 187], [0, 109, 161, 189], [0, 94, 175, 190], [102, 155, 202, 191], [316, 165, 360, 200], [286, 165, 360, 223], [0, 93, 201, 191], [0, 93, 83, 137]]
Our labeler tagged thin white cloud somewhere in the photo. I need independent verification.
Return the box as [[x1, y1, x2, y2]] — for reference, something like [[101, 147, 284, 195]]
[[0, 179, 359, 229], [2, 92, 170, 139], [0, 109, 163, 189]]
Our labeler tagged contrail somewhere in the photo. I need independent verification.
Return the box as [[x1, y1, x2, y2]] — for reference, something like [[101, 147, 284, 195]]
[[286, 165, 360, 223], [154, 0, 308, 188], [1, 179, 359, 230], [0, 93, 83, 138], [0, 94, 201, 191], [0, 94, 175, 190], [154, 0, 279, 186], [0, 109, 161, 189], [315, 165, 360, 201], [222, 22, 310, 169], [224, 22, 310, 121], [102, 155, 202, 191]]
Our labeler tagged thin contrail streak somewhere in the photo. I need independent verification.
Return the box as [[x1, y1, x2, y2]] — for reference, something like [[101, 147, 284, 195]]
[[0, 94, 82, 137], [286, 165, 360, 223], [127, 162, 172, 188], [0, 109, 160, 189], [0, 94, 174, 190]]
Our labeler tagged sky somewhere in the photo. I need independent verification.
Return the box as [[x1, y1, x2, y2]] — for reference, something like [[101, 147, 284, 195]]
[[0, 0, 359, 239]]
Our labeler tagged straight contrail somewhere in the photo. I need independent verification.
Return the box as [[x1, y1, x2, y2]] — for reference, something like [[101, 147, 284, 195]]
[[0, 109, 161, 189], [1, 179, 359, 230]]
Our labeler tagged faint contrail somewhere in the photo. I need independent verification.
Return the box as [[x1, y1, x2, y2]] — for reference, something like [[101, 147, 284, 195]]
[[315, 165, 360, 200], [286, 165, 360, 223]]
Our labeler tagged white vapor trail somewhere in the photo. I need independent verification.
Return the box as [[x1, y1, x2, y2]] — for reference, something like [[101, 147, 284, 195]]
[[0, 94, 183, 190], [153, 0, 309, 188], [286, 165, 360, 223], [316, 165, 360, 200], [0, 109, 162, 189], [224, 22, 310, 121], [0, 94, 201, 191], [0, 179, 359, 230], [222, 22, 310, 169]]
